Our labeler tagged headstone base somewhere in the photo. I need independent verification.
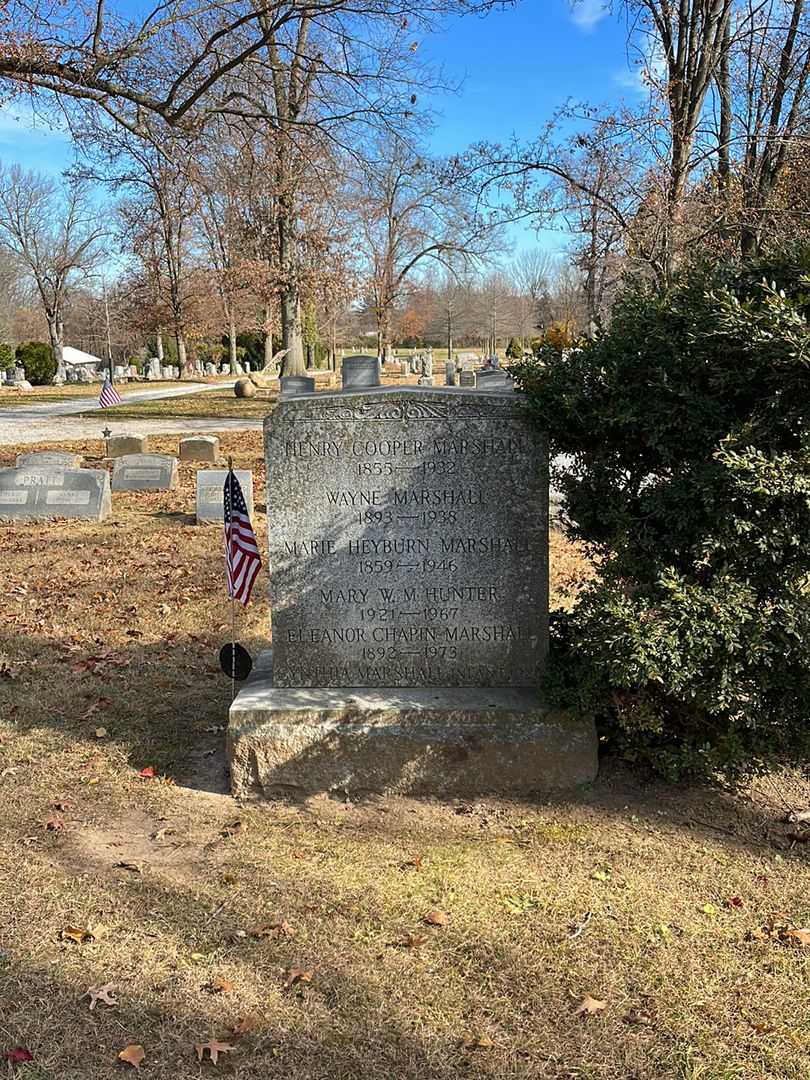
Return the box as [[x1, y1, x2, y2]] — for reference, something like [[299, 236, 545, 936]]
[[228, 652, 597, 799]]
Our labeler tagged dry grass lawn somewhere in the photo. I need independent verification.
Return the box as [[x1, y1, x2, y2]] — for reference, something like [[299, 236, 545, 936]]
[[87, 389, 277, 421], [0, 431, 809, 1080]]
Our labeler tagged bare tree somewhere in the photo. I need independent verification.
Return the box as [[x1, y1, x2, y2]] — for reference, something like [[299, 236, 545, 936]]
[[1, 0, 505, 377], [510, 249, 553, 343], [725, 0, 810, 255], [353, 135, 501, 363], [0, 166, 104, 378]]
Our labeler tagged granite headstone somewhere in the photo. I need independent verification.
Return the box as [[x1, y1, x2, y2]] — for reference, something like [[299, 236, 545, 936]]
[[196, 469, 253, 524], [0, 466, 111, 521], [111, 453, 178, 491], [180, 435, 220, 463], [108, 434, 148, 457], [265, 386, 548, 688], [16, 450, 83, 469]]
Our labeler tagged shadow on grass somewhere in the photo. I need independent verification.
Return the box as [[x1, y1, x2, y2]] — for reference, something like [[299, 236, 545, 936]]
[[0, 614, 800, 859], [0, 814, 721, 1080]]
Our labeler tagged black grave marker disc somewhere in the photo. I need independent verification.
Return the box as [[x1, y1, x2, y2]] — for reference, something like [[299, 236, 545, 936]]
[[219, 642, 253, 681]]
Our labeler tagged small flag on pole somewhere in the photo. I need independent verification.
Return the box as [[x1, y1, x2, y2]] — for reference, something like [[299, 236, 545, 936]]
[[224, 470, 262, 605], [98, 377, 122, 408]]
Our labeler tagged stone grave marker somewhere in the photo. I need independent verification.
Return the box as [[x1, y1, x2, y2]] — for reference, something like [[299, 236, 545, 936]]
[[341, 355, 380, 389], [111, 453, 178, 491], [16, 450, 83, 469], [458, 370, 477, 388], [0, 466, 111, 521], [196, 469, 253, 524], [280, 375, 315, 397], [108, 434, 148, 457], [228, 385, 597, 798], [180, 435, 220, 463]]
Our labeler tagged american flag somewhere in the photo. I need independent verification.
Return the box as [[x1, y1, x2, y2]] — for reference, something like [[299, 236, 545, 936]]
[[224, 470, 261, 605], [98, 377, 122, 408]]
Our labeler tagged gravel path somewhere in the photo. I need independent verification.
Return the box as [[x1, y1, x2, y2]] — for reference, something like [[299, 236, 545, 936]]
[[0, 383, 263, 445]]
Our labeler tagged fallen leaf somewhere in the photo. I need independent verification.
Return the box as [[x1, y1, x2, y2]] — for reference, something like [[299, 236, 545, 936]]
[[190, 952, 207, 962], [94, 727, 108, 739], [150, 827, 174, 842], [118, 1044, 145, 1069], [574, 994, 607, 1017], [230, 1015, 258, 1037], [206, 978, 235, 993], [392, 932, 427, 948], [61, 925, 100, 944], [749, 1020, 777, 1035], [461, 1031, 495, 1049], [49, 800, 72, 812], [283, 966, 313, 989], [221, 820, 244, 837], [783, 928, 810, 947], [725, 896, 744, 909], [400, 855, 423, 871], [423, 909, 450, 927], [114, 861, 144, 874], [138, 766, 156, 779], [4, 1048, 34, 1063], [83, 982, 118, 1010], [44, 816, 66, 832], [590, 868, 610, 882], [701, 902, 718, 916], [624, 1006, 655, 1026], [195, 1041, 235, 1065], [251, 919, 295, 940]]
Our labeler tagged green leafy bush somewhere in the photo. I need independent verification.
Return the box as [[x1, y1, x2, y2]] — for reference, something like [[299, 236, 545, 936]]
[[0, 342, 13, 369], [514, 253, 810, 780], [15, 341, 56, 385]]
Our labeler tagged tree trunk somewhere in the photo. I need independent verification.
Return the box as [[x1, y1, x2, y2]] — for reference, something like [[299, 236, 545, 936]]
[[228, 313, 238, 369], [280, 291, 305, 375], [175, 329, 188, 372], [717, 18, 732, 201], [278, 192, 306, 376], [740, 223, 761, 259], [47, 315, 66, 382]]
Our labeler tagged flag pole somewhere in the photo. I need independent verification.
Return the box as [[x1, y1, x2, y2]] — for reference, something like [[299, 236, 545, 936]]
[[227, 455, 237, 702]]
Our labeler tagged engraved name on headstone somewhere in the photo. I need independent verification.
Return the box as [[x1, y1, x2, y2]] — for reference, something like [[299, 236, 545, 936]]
[[265, 386, 548, 688], [111, 453, 178, 491], [0, 467, 111, 521], [196, 469, 253, 524]]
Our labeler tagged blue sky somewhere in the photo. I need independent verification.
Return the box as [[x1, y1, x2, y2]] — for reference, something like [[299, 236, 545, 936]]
[[421, 0, 638, 254], [0, 1, 639, 257]]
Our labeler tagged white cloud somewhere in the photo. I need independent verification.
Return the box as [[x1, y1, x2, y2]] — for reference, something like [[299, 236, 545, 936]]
[[570, 0, 609, 32]]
